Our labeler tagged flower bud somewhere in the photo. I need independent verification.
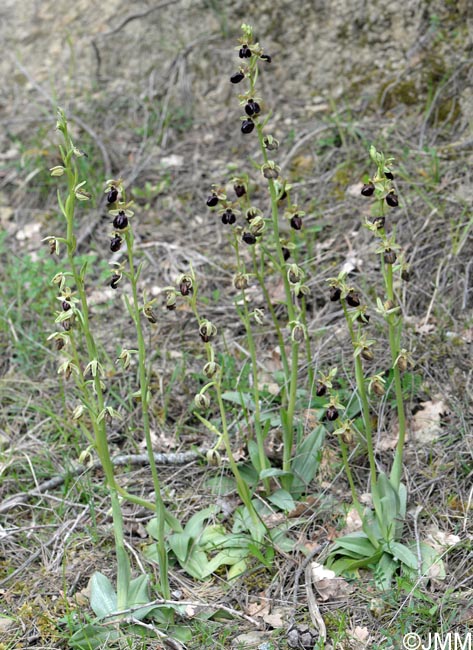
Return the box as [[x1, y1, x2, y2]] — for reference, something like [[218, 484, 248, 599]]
[[396, 354, 408, 372], [253, 308, 265, 325], [178, 275, 193, 296], [203, 361, 219, 378], [401, 268, 411, 282], [372, 380, 385, 396], [249, 216, 265, 236], [233, 273, 249, 290], [384, 249, 397, 265], [199, 319, 217, 342], [50, 165, 65, 177], [287, 264, 304, 284], [291, 322, 306, 343], [372, 216, 385, 230], [194, 393, 210, 409], [110, 273, 121, 289], [263, 135, 279, 150], [165, 291, 177, 310], [342, 429, 353, 445], [361, 347, 374, 361], [246, 207, 260, 222], [144, 306, 158, 324]]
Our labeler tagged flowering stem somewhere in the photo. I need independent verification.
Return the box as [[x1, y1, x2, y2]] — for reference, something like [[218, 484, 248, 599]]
[[256, 123, 300, 489], [124, 228, 170, 599], [384, 264, 407, 490]]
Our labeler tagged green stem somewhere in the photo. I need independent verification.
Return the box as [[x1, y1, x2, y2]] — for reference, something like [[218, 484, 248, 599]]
[[256, 123, 300, 489], [214, 381, 262, 533], [58, 112, 130, 607], [341, 300, 380, 509], [384, 264, 406, 490], [124, 229, 170, 599]]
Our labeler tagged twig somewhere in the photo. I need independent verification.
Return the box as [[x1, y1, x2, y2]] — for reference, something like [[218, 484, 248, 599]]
[[101, 597, 263, 629], [0, 449, 207, 514], [304, 563, 327, 642]]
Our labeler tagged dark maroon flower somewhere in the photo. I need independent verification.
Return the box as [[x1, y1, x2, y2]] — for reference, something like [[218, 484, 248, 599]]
[[346, 291, 360, 307], [325, 406, 339, 422], [260, 54, 272, 62], [221, 209, 236, 225], [242, 232, 256, 245], [110, 274, 121, 289], [401, 268, 411, 282], [290, 215, 302, 230], [384, 249, 397, 264], [62, 300, 71, 311], [282, 247, 291, 261], [385, 171, 394, 180], [386, 192, 399, 208], [361, 182, 375, 197], [113, 211, 128, 230], [372, 216, 385, 230], [239, 44, 252, 58], [316, 383, 327, 397], [245, 99, 261, 116], [230, 71, 245, 84], [329, 286, 341, 302], [234, 184, 246, 197], [107, 187, 118, 204], [206, 194, 219, 207], [241, 119, 255, 134], [110, 235, 122, 252]]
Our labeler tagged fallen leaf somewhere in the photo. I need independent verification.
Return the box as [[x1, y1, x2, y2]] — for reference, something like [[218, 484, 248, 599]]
[[426, 526, 461, 552], [348, 625, 370, 648], [341, 508, 363, 534], [412, 399, 449, 443], [311, 562, 354, 601]]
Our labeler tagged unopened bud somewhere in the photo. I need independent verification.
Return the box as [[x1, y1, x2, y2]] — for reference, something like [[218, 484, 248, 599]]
[[194, 393, 210, 409]]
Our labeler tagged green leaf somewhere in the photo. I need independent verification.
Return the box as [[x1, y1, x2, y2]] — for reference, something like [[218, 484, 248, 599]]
[[388, 542, 419, 570], [221, 391, 255, 410], [227, 558, 247, 580], [374, 553, 399, 591], [290, 426, 325, 497], [248, 439, 261, 473], [89, 572, 117, 619], [69, 624, 120, 649], [259, 468, 292, 479], [331, 533, 377, 557], [168, 532, 192, 563], [127, 575, 155, 621], [268, 489, 296, 512]]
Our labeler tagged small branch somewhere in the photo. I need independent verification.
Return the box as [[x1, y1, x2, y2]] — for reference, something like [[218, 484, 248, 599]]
[[0, 449, 207, 514]]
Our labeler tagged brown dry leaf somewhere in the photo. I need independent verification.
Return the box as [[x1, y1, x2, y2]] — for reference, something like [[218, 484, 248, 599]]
[[311, 562, 354, 601], [246, 599, 270, 618], [348, 626, 370, 648], [341, 508, 363, 534], [426, 526, 461, 552], [262, 606, 289, 628], [412, 399, 449, 444]]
